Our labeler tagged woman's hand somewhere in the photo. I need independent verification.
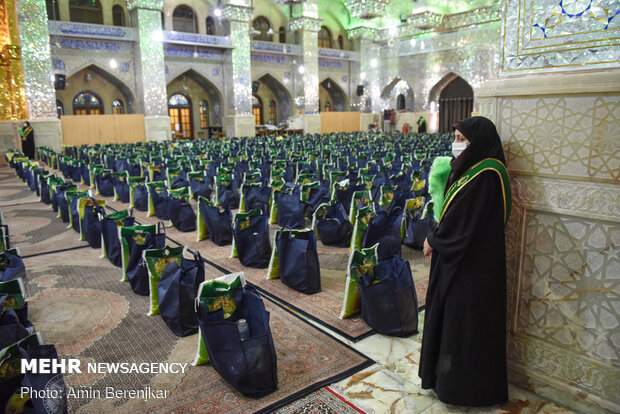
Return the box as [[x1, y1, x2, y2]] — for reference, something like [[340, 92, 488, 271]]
[[423, 238, 433, 258]]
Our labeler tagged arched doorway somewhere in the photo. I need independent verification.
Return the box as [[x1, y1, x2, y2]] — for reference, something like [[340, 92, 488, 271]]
[[252, 95, 263, 125], [252, 16, 272, 41], [69, 0, 102, 24], [168, 93, 193, 139], [254, 73, 293, 124], [438, 76, 473, 133], [381, 78, 414, 111], [173, 5, 197, 33], [319, 78, 348, 111], [166, 70, 224, 138], [73, 91, 103, 115]]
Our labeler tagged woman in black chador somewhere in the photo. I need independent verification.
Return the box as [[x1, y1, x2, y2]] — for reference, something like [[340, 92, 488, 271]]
[[419, 116, 512, 406], [19, 121, 35, 159]]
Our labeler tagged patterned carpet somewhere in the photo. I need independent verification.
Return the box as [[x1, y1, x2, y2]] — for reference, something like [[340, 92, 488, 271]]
[[23, 248, 372, 413], [274, 387, 365, 414], [3, 162, 429, 342], [1, 162, 373, 414]]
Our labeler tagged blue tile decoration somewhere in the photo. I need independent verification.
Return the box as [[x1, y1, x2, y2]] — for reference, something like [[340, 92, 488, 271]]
[[53, 59, 65, 70], [319, 59, 344, 68], [163, 31, 231, 47], [59, 39, 121, 52], [251, 53, 288, 64]]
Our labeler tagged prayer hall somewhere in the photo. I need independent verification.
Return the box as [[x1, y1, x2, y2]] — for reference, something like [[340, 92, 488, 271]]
[[0, 0, 618, 413]]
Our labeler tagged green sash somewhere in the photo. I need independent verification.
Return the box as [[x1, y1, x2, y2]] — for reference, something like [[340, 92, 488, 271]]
[[439, 158, 511, 225]]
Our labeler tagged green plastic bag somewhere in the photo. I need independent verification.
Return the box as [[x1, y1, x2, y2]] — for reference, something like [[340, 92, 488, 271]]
[[349, 190, 372, 226], [193, 272, 246, 366], [64, 190, 89, 230], [146, 181, 167, 217], [144, 246, 185, 316], [99, 209, 130, 259], [120, 224, 156, 281], [128, 176, 146, 209], [340, 244, 378, 318], [77, 198, 105, 241], [350, 204, 375, 253], [0, 278, 27, 312]]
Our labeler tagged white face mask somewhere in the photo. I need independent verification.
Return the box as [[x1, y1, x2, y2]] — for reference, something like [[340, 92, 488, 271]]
[[452, 141, 468, 158]]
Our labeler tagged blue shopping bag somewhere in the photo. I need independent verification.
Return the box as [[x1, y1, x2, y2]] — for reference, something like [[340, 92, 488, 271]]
[[149, 184, 169, 220], [19, 343, 68, 414], [199, 203, 233, 246], [403, 208, 437, 250], [233, 212, 271, 268], [82, 202, 102, 249], [362, 204, 403, 261], [353, 256, 418, 337], [277, 230, 321, 294], [167, 197, 196, 232], [126, 225, 166, 296], [158, 252, 204, 337], [95, 173, 114, 197], [197, 285, 278, 398], [277, 189, 305, 229], [133, 183, 148, 211], [113, 176, 130, 203], [189, 176, 212, 200], [0, 294, 29, 349], [99, 212, 135, 267], [0, 250, 26, 282], [243, 185, 271, 213], [315, 202, 353, 247]]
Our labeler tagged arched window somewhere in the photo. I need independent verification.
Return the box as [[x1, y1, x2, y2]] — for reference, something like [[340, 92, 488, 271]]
[[112, 99, 124, 114], [69, 0, 103, 24], [324, 101, 331, 112], [279, 26, 286, 43], [168, 93, 193, 139], [318, 26, 331, 48], [173, 6, 197, 33], [338, 35, 344, 50], [112, 5, 125, 26], [199, 100, 209, 129], [206, 17, 215, 35], [46, 0, 59, 20], [73, 91, 103, 115], [397, 94, 405, 111], [252, 16, 272, 42], [56, 100, 63, 118], [268, 100, 276, 124], [252, 95, 263, 125]]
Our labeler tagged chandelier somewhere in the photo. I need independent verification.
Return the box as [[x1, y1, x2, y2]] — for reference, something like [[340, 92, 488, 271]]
[[345, 0, 389, 20]]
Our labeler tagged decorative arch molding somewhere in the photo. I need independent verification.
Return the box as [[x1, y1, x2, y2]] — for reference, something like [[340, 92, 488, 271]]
[[320, 77, 348, 111], [255, 72, 293, 122], [167, 69, 224, 126], [381, 77, 414, 111], [428, 72, 469, 107], [65, 63, 137, 113], [162, 0, 220, 34]]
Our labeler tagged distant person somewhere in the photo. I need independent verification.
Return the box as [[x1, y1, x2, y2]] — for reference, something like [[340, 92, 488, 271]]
[[402, 123, 409, 134], [417, 116, 427, 133], [419, 116, 512, 407], [19, 121, 35, 159]]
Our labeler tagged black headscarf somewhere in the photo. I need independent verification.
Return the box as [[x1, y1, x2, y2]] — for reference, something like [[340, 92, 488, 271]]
[[446, 116, 506, 191]]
